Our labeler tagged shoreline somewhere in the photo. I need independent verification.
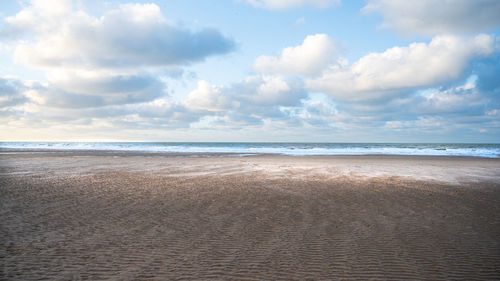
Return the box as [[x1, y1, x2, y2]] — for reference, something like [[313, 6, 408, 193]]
[[1, 148, 500, 160], [2, 152, 500, 184]]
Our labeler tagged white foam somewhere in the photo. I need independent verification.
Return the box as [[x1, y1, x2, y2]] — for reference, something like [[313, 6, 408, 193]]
[[0, 142, 499, 158]]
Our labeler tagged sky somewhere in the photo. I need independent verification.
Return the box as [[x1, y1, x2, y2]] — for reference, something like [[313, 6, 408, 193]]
[[0, 0, 499, 142]]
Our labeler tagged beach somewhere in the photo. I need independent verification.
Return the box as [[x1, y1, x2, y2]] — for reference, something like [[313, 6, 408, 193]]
[[1, 152, 500, 280]]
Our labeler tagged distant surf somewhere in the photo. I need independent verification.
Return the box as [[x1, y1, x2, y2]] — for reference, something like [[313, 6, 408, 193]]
[[1, 142, 499, 158]]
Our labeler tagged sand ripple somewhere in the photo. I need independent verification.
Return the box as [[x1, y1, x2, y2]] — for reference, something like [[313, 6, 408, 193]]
[[1, 155, 499, 280]]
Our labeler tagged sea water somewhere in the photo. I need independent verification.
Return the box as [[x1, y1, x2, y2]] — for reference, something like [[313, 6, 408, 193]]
[[0, 142, 499, 158]]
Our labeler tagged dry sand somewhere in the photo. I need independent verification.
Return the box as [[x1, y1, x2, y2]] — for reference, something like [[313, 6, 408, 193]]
[[1, 152, 500, 280]]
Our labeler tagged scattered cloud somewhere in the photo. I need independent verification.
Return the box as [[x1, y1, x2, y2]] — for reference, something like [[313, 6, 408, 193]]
[[29, 77, 165, 109], [236, 75, 306, 107], [254, 34, 337, 76], [182, 75, 309, 129], [0, 0, 236, 110], [363, 0, 500, 36], [4, 1, 235, 69], [1, 0, 499, 141], [185, 75, 307, 118], [244, 0, 340, 10], [185, 81, 240, 112], [0, 77, 28, 108], [307, 34, 495, 102], [411, 83, 485, 115]]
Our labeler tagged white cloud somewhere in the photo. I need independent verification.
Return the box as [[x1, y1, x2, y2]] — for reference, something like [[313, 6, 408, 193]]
[[5, 1, 234, 70], [245, 0, 340, 10], [47, 69, 158, 95], [232, 76, 304, 106], [307, 34, 496, 102], [0, 77, 28, 108], [184, 75, 307, 125], [0, 70, 166, 109], [245, 76, 305, 106], [363, 0, 500, 36], [1, 91, 201, 131], [185, 81, 240, 112], [254, 34, 337, 75], [36, 80, 164, 109], [383, 116, 447, 131], [415, 88, 483, 115], [0, 1, 237, 109]]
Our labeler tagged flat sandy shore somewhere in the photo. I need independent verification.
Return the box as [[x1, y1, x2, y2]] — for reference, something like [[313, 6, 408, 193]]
[[1, 152, 499, 280]]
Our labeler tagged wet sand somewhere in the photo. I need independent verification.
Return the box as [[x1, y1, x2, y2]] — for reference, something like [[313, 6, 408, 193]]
[[1, 153, 500, 280]]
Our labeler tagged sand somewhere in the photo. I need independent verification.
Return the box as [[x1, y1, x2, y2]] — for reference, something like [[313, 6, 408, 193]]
[[1, 152, 500, 280]]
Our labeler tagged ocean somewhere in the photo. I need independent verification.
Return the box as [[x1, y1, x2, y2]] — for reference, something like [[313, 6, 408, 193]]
[[0, 142, 499, 158]]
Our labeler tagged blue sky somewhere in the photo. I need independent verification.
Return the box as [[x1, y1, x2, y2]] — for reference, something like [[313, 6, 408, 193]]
[[1, 0, 499, 142]]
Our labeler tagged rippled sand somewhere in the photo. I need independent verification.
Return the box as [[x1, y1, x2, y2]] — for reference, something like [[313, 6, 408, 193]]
[[1, 153, 500, 280]]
